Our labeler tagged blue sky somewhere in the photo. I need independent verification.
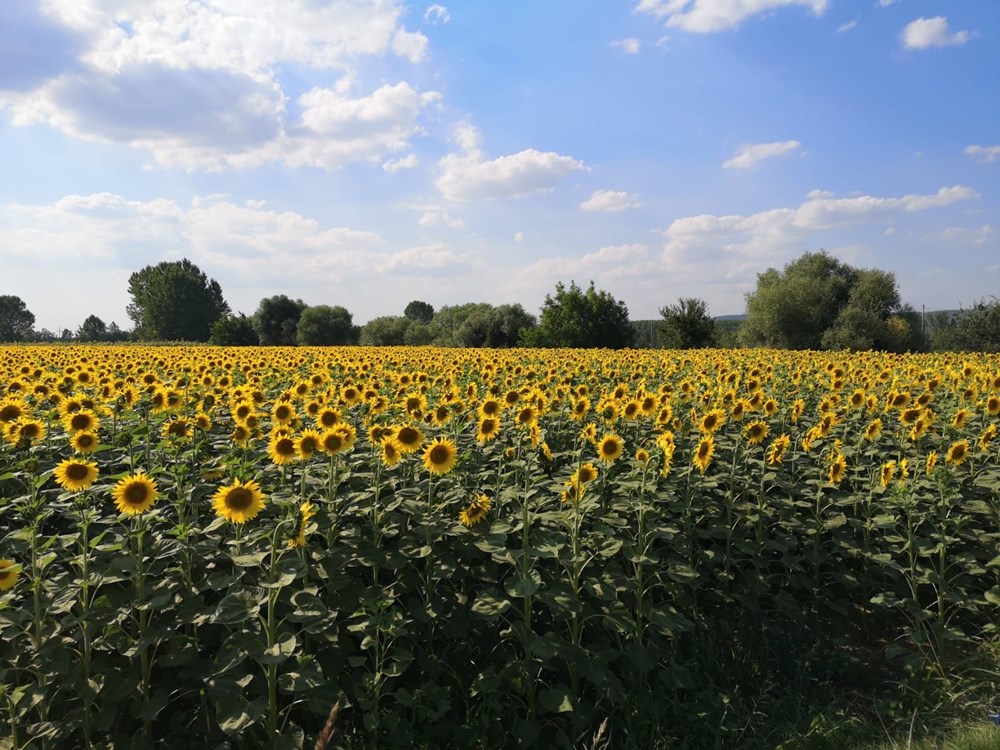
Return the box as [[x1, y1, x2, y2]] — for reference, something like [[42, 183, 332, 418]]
[[1, 0, 997, 332]]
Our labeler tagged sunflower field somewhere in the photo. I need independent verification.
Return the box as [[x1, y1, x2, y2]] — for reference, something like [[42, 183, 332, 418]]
[[1, 345, 999, 749]]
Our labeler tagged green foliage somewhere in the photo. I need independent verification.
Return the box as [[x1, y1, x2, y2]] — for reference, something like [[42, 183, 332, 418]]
[[295, 305, 357, 345], [403, 300, 435, 325], [76, 314, 107, 342], [360, 316, 433, 346], [253, 295, 307, 346], [933, 298, 1000, 353], [456, 303, 536, 347], [522, 280, 634, 348], [427, 303, 494, 346], [659, 297, 716, 349], [210, 313, 259, 345], [127, 258, 229, 341], [0, 294, 35, 342]]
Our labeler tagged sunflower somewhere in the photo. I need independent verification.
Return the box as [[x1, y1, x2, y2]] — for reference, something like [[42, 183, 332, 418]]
[[63, 409, 99, 434], [515, 406, 538, 429], [0, 397, 25, 423], [423, 437, 458, 475], [232, 424, 252, 445], [765, 434, 790, 465], [213, 479, 266, 524], [162, 417, 192, 441], [479, 399, 502, 419], [945, 440, 970, 466], [697, 410, 725, 435], [268, 435, 299, 465], [979, 424, 997, 452], [476, 417, 501, 443], [112, 473, 158, 515], [864, 419, 883, 442], [572, 462, 600, 485], [288, 501, 317, 548], [54, 458, 99, 492], [6, 418, 45, 445], [0, 558, 20, 591], [319, 429, 345, 455], [828, 454, 848, 485], [926, 451, 938, 475], [395, 425, 425, 454], [272, 402, 296, 426], [459, 494, 491, 528], [634, 448, 651, 465], [744, 420, 769, 446], [952, 409, 970, 430], [693, 435, 715, 474], [380, 437, 404, 467], [880, 461, 897, 488], [296, 429, 322, 459], [987, 396, 1000, 417], [596, 433, 624, 464]]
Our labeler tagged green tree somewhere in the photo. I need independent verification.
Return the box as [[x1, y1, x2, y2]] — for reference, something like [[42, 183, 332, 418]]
[[659, 297, 716, 349], [210, 313, 259, 345], [254, 295, 308, 346], [127, 258, 229, 341], [522, 280, 634, 348], [403, 300, 435, 324], [76, 314, 107, 342], [0, 295, 36, 342], [457, 304, 536, 347], [360, 316, 411, 346], [428, 303, 494, 346], [296, 305, 357, 346], [936, 298, 1000, 352]]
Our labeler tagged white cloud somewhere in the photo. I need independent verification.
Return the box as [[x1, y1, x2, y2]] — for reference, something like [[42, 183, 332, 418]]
[[877, 0, 897, 7], [392, 28, 429, 63], [635, 0, 828, 33], [383, 154, 420, 172], [435, 123, 587, 201], [723, 140, 801, 169], [837, 20, 857, 33], [580, 190, 641, 212], [514, 231, 524, 243], [418, 211, 464, 229], [964, 145, 1000, 164], [929, 225, 992, 245], [662, 186, 979, 268], [901, 17, 970, 49], [424, 5, 451, 24], [518, 244, 653, 286], [0, 2, 442, 171], [378, 242, 467, 274], [611, 37, 642, 54], [884, 226, 895, 236]]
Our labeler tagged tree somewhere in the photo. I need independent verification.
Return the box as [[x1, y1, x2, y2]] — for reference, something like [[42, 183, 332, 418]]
[[403, 300, 435, 325], [254, 295, 307, 345], [0, 295, 36, 342], [127, 258, 229, 341], [456, 304, 536, 347], [659, 297, 716, 349], [296, 305, 357, 346], [742, 252, 859, 349], [210, 313, 259, 345], [522, 280, 634, 348], [77, 314, 107, 342], [936, 298, 1000, 352], [428, 303, 494, 346]]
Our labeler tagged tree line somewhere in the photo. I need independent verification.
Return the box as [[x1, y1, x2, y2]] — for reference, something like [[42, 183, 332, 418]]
[[1, 253, 998, 351]]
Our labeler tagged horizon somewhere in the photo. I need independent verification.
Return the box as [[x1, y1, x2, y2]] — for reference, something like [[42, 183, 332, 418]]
[[1, 1, 997, 332]]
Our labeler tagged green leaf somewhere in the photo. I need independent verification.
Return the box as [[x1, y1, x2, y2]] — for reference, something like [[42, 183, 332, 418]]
[[504, 570, 541, 598], [538, 685, 575, 713], [212, 589, 261, 624], [471, 589, 511, 618]]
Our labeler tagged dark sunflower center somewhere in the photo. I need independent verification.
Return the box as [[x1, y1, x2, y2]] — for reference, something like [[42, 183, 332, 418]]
[[124, 484, 149, 504], [398, 428, 418, 445], [1, 406, 21, 421], [325, 435, 342, 450], [429, 445, 450, 464], [66, 464, 90, 480], [602, 441, 618, 456], [276, 438, 295, 455], [225, 488, 253, 511]]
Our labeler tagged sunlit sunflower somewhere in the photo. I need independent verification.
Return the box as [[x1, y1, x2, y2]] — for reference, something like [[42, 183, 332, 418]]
[[316, 406, 341, 430], [0, 558, 20, 591], [63, 409, 100, 434], [476, 417, 501, 443], [380, 437, 404, 467], [952, 409, 970, 430], [296, 429, 322, 459], [0, 397, 26, 423], [987, 396, 1000, 418], [572, 462, 600, 485], [744, 420, 769, 446], [828, 454, 848, 485], [926, 451, 938, 475], [423, 437, 458, 475], [459, 494, 491, 528], [880, 461, 897, 488], [945, 440, 970, 466], [515, 405, 538, 429], [864, 419, 883, 442], [272, 402, 296, 426], [54, 458, 99, 492], [112, 473, 158, 515], [634, 448, 651, 465], [697, 409, 725, 435], [268, 435, 299, 465], [6, 418, 45, 445], [213, 479, 266, 524], [232, 424, 252, 445], [288, 500, 317, 548], [162, 417, 192, 441], [596, 433, 624, 464], [395, 425, 425, 454], [693, 435, 715, 474], [765, 434, 790, 465]]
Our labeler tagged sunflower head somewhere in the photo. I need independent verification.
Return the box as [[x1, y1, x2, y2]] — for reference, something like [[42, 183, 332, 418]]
[[212, 479, 266, 524], [423, 437, 458, 475], [0, 558, 21, 591], [112, 473, 158, 515], [596, 433, 624, 464], [54, 458, 99, 492]]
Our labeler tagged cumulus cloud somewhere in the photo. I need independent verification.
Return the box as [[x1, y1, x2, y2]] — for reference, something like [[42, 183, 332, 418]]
[[378, 242, 467, 274], [392, 28, 429, 63], [635, 0, 828, 33], [418, 211, 464, 229], [837, 20, 857, 33], [424, 5, 450, 24], [580, 190, 641, 212], [517, 244, 654, 287], [928, 225, 992, 245], [901, 17, 971, 49], [514, 231, 524, 243], [1, 1, 442, 171], [383, 154, 420, 172], [662, 186, 979, 268], [611, 37, 642, 53], [964, 145, 1000, 164], [723, 140, 801, 169], [435, 123, 587, 201]]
